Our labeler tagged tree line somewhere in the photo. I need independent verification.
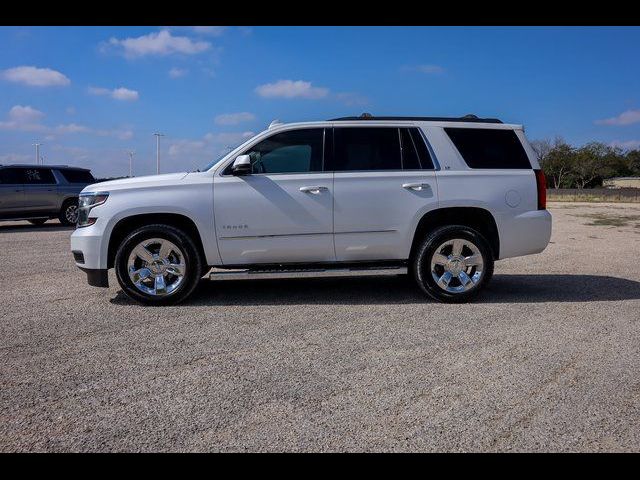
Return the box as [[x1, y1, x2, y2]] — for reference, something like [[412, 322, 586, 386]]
[[530, 139, 640, 189]]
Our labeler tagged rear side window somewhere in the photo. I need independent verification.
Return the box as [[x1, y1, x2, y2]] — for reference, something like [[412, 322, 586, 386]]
[[59, 169, 95, 183], [22, 168, 56, 184], [400, 128, 435, 170], [332, 127, 401, 171], [444, 128, 531, 169], [0, 168, 23, 184]]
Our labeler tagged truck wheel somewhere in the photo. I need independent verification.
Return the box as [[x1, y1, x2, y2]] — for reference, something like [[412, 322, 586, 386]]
[[114, 224, 204, 306], [59, 199, 79, 226], [413, 225, 494, 303]]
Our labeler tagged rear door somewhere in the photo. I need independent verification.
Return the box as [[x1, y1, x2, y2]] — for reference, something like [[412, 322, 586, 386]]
[[22, 167, 59, 213], [0, 168, 25, 216], [330, 126, 439, 261]]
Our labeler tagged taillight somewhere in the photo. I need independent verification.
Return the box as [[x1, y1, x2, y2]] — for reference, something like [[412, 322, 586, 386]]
[[534, 169, 546, 210]]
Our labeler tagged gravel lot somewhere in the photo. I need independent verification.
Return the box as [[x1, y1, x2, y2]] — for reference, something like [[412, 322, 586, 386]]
[[1, 202, 639, 452]]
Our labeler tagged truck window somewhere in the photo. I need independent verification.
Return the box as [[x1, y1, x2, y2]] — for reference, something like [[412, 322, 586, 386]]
[[0, 168, 24, 184], [236, 128, 324, 174], [332, 127, 401, 171], [22, 168, 56, 184], [59, 169, 95, 183], [444, 128, 531, 169]]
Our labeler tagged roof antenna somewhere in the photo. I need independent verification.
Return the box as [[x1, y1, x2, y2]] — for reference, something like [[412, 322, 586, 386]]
[[269, 119, 283, 129], [462, 114, 479, 119], [360, 112, 374, 119]]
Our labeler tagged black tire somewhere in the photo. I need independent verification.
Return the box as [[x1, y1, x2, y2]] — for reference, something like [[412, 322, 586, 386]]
[[28, 218, 48, 226], [413, 225, 494, 303], [58, 198, 79, 226], [114, 224, 204, 306]]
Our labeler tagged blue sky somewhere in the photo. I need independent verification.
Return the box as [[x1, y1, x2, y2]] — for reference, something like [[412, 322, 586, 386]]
[[1, 26, 639, 177]]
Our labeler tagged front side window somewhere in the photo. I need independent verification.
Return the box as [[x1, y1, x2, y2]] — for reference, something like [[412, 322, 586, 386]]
[[228, 128, 324, 175], [332, 127, 401, 171], [22, 168, 56, 184], [0, 168, 23, 184]]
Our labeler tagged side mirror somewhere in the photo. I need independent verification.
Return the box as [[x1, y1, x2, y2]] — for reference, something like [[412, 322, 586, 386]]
[[232, 155, 252, 176]]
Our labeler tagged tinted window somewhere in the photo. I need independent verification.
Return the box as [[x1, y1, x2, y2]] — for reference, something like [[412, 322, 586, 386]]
[[444, 128, 531, 169], [59, 169, 95, 183], [235, 129, 324, 174], [409, 128, 435, 169], [22, 168, 56, 184], [332, 127, 401, 171], [0, 168, 23, 184], [400, 128, 421, 169]]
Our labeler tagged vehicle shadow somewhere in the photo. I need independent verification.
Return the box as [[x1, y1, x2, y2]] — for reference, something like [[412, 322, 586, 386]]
[[0, 222, 73, 233], [110, 273, 640, 306]]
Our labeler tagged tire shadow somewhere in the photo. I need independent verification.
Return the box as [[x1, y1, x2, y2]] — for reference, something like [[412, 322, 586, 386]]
[[0, 221, 73, 233], [110, 273, 640, 306]]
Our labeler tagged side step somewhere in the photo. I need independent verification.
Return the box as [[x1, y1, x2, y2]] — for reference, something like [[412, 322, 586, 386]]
[[209, 265, 407, 281]]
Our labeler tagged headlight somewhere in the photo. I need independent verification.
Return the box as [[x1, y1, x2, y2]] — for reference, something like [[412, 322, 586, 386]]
[[77, 192, 109, 227]]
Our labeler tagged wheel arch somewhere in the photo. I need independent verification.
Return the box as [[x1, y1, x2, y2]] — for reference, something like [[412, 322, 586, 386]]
[[107, 213, 207, 269], [409, 207, 500, 261]]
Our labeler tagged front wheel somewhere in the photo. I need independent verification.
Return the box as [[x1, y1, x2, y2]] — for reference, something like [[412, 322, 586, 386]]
[[413, 225, 494, 303], [114, 224, 203, 305]]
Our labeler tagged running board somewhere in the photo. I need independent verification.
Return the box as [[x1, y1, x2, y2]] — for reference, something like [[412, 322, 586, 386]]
[[209, 265, 407, 281]]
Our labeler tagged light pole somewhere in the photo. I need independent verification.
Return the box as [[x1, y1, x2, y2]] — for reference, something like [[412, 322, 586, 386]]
[[33, 143, 42, 165], [127, 151, 135, 177], [153, 133, 165, 175]]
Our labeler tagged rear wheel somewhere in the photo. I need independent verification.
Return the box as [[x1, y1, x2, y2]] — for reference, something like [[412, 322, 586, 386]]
[[28, 218, 47, 226], [59, 199, 79, 226], [114, 224, 203, 305], [413, 225, 494, 303]]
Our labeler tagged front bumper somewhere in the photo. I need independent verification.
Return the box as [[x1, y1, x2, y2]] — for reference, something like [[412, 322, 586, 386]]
[[78, 267, 109, 287], [71, 223, 110, 287]]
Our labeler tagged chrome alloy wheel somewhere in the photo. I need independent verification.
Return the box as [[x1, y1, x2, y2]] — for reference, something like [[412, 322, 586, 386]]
[[127, 238, 186, 296], [430, 238, 484, 293], [65, 204, 79, 224]]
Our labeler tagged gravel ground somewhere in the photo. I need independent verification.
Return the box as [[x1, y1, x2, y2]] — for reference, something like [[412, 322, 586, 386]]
[[1, 202, 639, 452]]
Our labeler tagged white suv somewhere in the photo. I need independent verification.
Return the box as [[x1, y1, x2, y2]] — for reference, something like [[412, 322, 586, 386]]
[[70, 114, 551, 305]]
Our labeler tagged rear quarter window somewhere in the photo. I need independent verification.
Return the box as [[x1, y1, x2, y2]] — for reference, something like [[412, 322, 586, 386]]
[[59, 169, 95, 183], [444, 127, 531, 169]]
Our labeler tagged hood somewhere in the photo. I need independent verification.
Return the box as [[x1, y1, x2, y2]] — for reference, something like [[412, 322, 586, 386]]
[[83, 172, 190, 192]]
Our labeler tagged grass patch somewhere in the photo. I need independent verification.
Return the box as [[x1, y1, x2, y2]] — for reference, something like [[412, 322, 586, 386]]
[[571, 213, 640, 227]]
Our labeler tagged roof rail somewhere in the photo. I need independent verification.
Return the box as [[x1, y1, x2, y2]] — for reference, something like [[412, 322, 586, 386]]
[[329, 113, 503, 124]]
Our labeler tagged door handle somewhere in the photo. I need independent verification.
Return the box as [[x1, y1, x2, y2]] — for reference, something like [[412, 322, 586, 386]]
[[299, 186, 328, 194], [402, 183, 431, 191]]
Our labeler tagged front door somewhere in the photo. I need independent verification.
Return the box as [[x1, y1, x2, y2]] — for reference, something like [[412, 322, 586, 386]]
[[213, 128, 335, 265]]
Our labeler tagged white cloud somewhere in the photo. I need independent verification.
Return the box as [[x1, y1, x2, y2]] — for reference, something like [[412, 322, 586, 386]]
[[334, 92, 369, 107], [1, 66, 70, 87], [610, 139, 640, 150], [168, 67, 188, 78], [255, 80, 329, 99], [8, 105, 44, 123], [112, 87, 139, 101], [190, 26, 227, 36], [596, 109, 640, 126], [214, 112, 256, 125], [88, 86, 139, 101], [169, 131, 254, 161], [0, 105, 130, 140], [403, 64, 446, 75], [0, 153, 32, 163], [107, 30, 211, 58]]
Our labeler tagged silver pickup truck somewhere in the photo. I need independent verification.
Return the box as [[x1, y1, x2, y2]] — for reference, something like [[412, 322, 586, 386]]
[[0, 164, 96, 225]]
